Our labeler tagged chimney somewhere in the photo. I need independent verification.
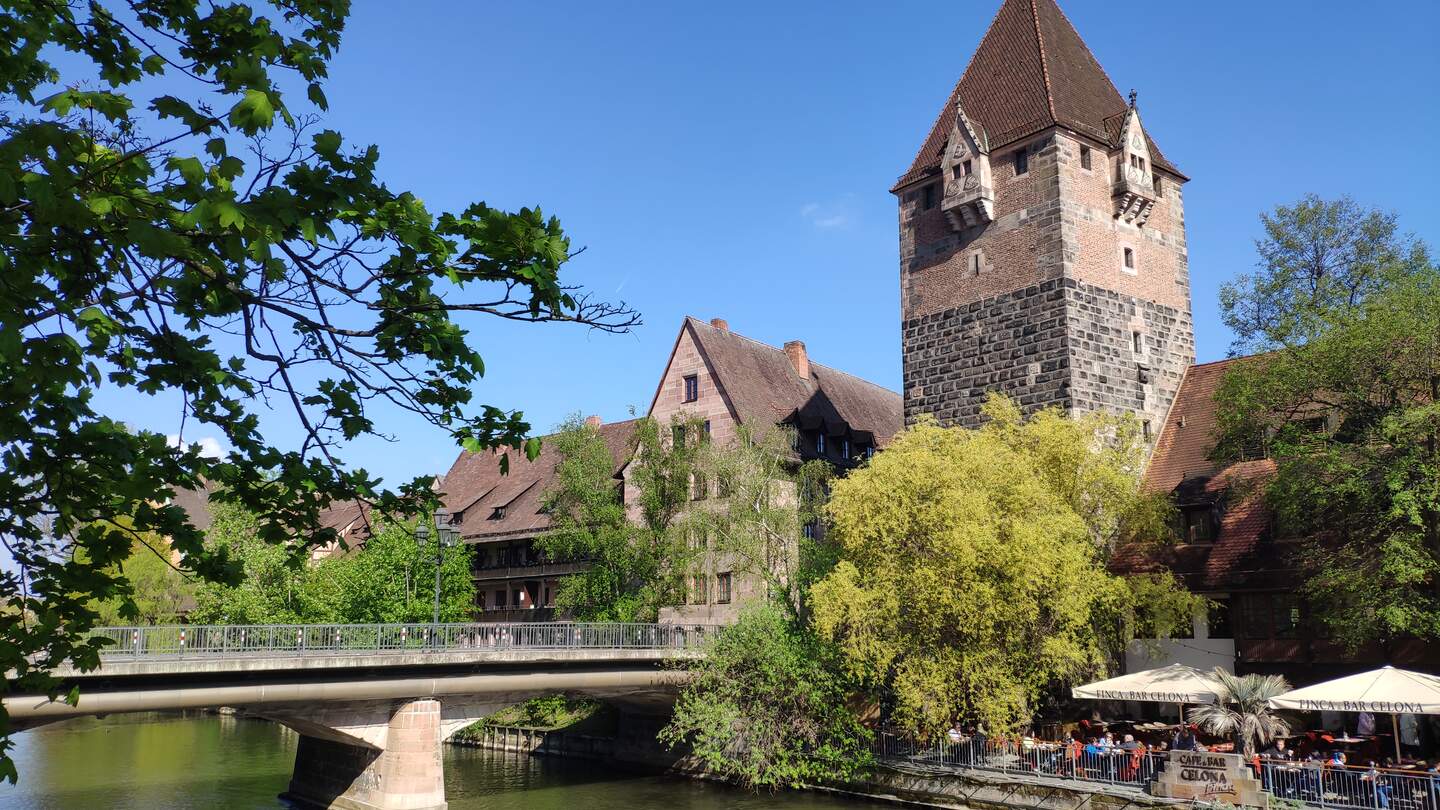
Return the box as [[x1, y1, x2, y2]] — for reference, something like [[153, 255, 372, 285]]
[[585, 415, 602, 428], [783, 340, 810, 381], [709, 317, 729, 332]]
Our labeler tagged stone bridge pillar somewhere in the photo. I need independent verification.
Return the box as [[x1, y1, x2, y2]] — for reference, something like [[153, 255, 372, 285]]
[[276, 698, 446, 810]]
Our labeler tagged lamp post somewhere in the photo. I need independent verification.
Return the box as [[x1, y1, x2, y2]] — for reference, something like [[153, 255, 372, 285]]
[[415, 508, 460, 628]]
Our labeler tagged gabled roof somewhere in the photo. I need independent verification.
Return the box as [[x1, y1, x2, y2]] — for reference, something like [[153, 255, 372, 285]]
[[680, 317, 903, 447], [894, 0, 1180, 191], [438, 418, 639, 542]]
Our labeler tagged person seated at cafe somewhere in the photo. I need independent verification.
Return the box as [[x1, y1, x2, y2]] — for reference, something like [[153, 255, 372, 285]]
[[1265, 738, 1295, 761], [1174, 727, 1198, 751], [1363, 760, 1392, 809]]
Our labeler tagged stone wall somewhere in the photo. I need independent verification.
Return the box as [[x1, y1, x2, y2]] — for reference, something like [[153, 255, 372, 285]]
[[902, 279, 1072, 427]]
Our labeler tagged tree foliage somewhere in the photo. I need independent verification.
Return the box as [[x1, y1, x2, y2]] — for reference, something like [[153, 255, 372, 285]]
[[0, 0, 633, 777], [90, 521, 195, 626], [191, 506, 475, 624], [1219, 194, 1426, 355], [660, 604, 873, 790], [1215, 243, 1440, 647], [810, 395, 1198, 737], [536, 414, 699, 621]]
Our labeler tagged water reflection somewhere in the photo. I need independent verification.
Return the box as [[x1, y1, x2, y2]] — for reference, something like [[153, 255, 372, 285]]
[[3, 713, 885, 809]]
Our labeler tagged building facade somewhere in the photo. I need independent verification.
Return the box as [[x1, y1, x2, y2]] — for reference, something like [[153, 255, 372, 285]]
[[896, 0, 1194, 436]]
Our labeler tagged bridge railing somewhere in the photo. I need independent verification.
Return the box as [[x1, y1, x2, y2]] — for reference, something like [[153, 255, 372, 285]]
[[90, 622, 720, 659]]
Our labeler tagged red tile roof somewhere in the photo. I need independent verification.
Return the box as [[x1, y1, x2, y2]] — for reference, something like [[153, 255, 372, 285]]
[[683, 317, 904, 447], [438, 418, 639, 543], [1120, 356, 1293, 590], [894, 0, 1180, 191]]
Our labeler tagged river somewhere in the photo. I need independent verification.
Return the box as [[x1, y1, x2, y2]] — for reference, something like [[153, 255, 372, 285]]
[[0, 713, 888, 809]]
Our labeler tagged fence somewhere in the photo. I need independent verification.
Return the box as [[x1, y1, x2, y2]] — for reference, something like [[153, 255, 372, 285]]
[[90, 622, 719, 660], [874, 734, 1440, 810]]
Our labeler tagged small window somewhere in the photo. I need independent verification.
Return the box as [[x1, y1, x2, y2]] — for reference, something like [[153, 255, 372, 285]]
[[1182, 507, 1214, 543], [971, 253, 982, 276], [1152, 174, 1163, 195], [490, 505, 506, 520], [1142, 420, 1152, 440], [1132, 330, 1144, 354], [1080, 145, 1092, 170], [703, 420, 711, 440], [715, 572, 733, 604], [1130, 154, 1140, 169], [921, 183, 936, 210], [1139, 157, 1147, 172], [816, 433, 826, 455], [962, 159, 972, 175], [495, 589, 507, 608], [841, 438, 851, 460], [865, 445, 875, 459], [802, 521, 816, 539], [1123, 247, 1135, 270], [1014, 149, 1028, 176], [691, 473, 707, 501], [690, 575, 708, 605], [683, 374, 698, 402]]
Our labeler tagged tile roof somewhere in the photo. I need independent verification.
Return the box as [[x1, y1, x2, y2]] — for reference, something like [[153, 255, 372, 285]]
[[438, 418, 639, 543], [683, 317, 904, 447], [894, 0, 1179, 191], [169, 479, 218, 532], [1116, 356, 1293, 590]]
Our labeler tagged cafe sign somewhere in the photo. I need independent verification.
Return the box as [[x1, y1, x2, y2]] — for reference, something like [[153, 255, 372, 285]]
[[1151, 751, 1269, 807]]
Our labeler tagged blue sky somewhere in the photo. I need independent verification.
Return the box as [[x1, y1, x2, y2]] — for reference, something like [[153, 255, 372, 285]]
[[97, 0, 1440, 487]]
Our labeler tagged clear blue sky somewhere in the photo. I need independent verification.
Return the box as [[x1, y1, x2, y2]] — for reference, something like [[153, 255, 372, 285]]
[[100, 0, 1440, 487]]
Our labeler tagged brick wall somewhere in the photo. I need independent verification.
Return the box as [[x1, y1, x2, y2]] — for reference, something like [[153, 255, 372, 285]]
[[897, 125, 1195, 432]]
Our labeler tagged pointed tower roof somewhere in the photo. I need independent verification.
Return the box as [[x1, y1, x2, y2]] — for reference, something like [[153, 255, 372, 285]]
[[894, 0, 1180, 190]]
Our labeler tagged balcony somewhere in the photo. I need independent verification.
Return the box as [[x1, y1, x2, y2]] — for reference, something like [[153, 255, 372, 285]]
[[941, 172, 994, 230], [471, 557, 593, 583], [1112, 164, 1156, 226]]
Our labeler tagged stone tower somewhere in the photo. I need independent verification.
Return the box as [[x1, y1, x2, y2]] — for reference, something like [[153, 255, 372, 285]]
[[897, 0, 1195, 436]]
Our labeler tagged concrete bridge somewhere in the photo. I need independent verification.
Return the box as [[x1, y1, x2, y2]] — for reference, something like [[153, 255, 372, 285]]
[[7, 622, 716, 810]]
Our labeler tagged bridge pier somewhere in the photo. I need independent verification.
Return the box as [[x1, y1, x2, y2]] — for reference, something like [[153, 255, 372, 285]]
[[279, 698, 447, 810]]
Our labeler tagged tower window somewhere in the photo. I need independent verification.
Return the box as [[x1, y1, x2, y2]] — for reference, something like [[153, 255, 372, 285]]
[[1080, 145, 1092, 170], [1143, 420, 1152, 440], [1133, 331, 1144, 354], [1014, 149, 1029, 176], [921, 183, 937, 210], [683, 374, 698, 402], [1153, 174, 1163, 195], [1123, 247, 1135, 272], [971, 253, 982, 276]]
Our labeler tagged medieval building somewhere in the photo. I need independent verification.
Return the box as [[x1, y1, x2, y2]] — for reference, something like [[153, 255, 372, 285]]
[[896, 0, 1194, 437]]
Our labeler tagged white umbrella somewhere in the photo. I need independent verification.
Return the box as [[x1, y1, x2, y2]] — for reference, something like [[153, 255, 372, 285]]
[[1073, 664, 1227, 724], [1268, 666, 1440, 761]]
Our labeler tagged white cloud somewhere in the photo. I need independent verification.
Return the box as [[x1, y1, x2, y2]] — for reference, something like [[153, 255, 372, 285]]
[[799, 195, 859, 230], [167, 434, 225, 459]]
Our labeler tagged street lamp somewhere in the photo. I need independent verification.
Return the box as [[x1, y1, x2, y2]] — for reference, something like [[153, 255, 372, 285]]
[[416, 508, 460, 627]]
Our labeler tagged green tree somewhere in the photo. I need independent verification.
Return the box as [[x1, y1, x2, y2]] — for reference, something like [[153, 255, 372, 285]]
[[1189, 670, 1293, 758], [1215, 262, 1440, 647], [91, 525, 195, 626], [1219, 194, 1426, 354], [327, 518, 476, 624], [810, 396, 1198, 737], [0, 0, 634, 777], [190, 500, 315, 624], [659, 604, 873, 790], [536, 414, 699, 621]]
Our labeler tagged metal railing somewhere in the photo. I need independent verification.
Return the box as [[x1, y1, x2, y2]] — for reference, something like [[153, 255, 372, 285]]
[[90, 622, 719, 660], [875, 734, 1440, 810]]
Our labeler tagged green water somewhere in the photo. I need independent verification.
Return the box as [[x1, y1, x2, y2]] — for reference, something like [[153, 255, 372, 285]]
[[1, 713, 886, 809]]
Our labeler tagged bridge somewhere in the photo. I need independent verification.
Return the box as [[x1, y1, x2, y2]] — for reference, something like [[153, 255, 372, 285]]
[[7, 622, 717, 810]]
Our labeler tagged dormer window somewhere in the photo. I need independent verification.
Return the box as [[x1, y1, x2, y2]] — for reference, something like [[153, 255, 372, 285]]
[[683, 374, 698, 402], [1181, 506, 1214, 543], [490, 505, 506, 520]]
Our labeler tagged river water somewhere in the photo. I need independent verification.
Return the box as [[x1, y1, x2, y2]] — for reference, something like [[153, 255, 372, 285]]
[[1, 713, 886, 809]]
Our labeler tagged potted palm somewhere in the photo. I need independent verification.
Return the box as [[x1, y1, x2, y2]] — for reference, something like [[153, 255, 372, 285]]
[[1189, 668, 1293, 757]]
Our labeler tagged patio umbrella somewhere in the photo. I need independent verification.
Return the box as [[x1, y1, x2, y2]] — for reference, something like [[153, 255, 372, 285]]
[[1072, 663, 1227, 724], [1267, 666, 1440, 761]]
